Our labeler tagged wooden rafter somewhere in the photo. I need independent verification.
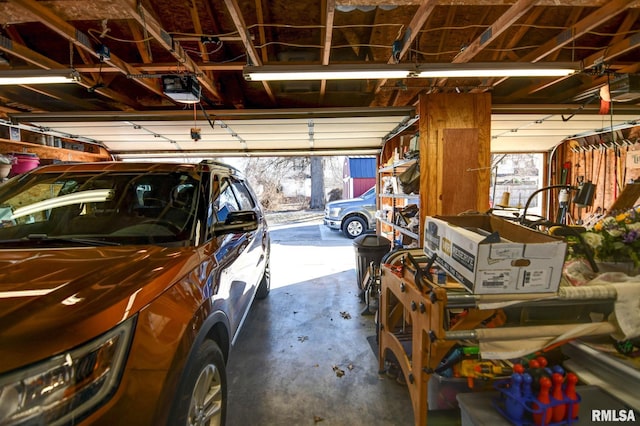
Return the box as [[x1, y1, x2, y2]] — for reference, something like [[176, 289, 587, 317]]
[[453, 0, 537, 63], [73, 62, 245, 73], [116, 0, 222, 102], [128, 21, 153, 64], [522, 0, 634, 63], [490, 0, 635, 94], [223, 0, 276, 104], [430, 5, 494, 90], [320, 0, 336, 100], [374, 0, 439, 96], [390, 0, 438, 63], [186, 1, 210, 63], [0, 33, 139, 110], [255, 0, 269, 64], [492, 7, 543, 61], [8, 0, 166, 99]]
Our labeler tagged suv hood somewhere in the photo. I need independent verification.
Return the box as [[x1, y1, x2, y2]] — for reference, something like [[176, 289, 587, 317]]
[[326, 196, 366, 208], [0, 246, 199, 372]]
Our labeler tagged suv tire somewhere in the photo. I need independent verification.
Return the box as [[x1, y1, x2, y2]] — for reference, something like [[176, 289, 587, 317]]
[[169, 340, 226, 426], [342, 216, 366, 239], [256, 263, 270, 299]]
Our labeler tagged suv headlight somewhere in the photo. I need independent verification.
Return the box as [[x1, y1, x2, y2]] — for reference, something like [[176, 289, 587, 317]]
[[0, 316, 135, 426], [328, 207, 342, 217]]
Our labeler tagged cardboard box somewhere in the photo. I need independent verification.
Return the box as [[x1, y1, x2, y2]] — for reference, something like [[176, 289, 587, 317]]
[[423, 215, 567, 294]]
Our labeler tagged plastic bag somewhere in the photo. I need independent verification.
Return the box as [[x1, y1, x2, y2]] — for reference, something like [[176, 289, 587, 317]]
[[398, 162, 420, 194]]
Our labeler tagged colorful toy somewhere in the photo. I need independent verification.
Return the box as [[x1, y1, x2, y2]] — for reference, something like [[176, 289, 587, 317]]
[[493, 361, 581, 426]]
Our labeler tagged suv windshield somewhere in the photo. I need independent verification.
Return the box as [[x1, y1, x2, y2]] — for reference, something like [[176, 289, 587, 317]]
[[360, 187, 375, 198], [0, 170, 201, 246]]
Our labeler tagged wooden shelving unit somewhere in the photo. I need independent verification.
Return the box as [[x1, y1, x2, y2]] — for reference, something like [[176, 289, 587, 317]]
[[378, 158, 421, 246], [0, 138, 111, 163], [375, 92, 492, 250], [378, 248, 617, 426]]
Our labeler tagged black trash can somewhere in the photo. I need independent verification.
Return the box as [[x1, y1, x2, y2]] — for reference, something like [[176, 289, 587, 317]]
[[353, 233, 391, 291]]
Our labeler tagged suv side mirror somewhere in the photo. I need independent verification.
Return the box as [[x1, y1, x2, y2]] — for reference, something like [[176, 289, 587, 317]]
[[213, 210, 259, 236]]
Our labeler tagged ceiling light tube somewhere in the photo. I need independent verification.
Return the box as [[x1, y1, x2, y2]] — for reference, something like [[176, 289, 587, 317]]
[[414, 62, 579, 78], [243, 62, 580, 81], [0, 69, 81, 85], [244, 64, 412, 81]]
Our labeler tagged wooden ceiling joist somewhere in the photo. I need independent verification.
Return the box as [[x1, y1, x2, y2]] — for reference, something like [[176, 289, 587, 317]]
[[0, 33, 139, 110], [223, 0, 276, 104], [116, 0, 222, 102], [8, 0, 166, 99]]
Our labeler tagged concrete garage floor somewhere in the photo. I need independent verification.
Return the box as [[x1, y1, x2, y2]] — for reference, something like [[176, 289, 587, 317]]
[[226, 213, 415, 425], [226, 213, 463, 426]]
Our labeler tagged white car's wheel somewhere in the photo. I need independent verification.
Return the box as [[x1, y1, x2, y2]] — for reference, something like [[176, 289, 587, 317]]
[[342, 216, 366, 239]]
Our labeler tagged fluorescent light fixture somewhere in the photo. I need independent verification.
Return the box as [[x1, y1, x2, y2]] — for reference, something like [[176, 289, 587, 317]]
[[0, 69, 81, 85], [244, 64, 413, 81], [414, 62, 579, 78], [243, 62, 580, 81]]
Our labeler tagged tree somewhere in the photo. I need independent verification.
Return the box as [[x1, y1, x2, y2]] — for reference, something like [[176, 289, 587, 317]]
[[309, 156, 325, 209], [233, 156, 335, 211]]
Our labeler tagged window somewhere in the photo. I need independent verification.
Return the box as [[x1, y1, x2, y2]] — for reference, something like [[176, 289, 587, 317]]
[[215, 178, 240, 222], [491, 153, 544, 217], [230, 180, 255, 210]]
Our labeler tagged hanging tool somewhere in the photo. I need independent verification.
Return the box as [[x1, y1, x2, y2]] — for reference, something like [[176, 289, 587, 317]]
[[555, 161, 571, 222]]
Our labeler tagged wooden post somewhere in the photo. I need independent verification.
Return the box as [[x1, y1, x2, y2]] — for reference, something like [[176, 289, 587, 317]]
[[419, 93, 491, 223]]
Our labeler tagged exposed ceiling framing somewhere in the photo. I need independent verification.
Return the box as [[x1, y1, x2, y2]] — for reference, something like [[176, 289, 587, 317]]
[[0, 0, 637, 157]]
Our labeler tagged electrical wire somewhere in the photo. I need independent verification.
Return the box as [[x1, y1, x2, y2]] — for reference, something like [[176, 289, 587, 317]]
[[88, 28, 155, 43], [198, 102, 216, 130], [254, 41, 323, 49], [182, 42, 224, 57]]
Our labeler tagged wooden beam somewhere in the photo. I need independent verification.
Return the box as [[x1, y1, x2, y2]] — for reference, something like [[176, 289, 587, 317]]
[[74, 62, 246, 73], [496, 7, 543, 61], [223, 0, 276, 103], [187, 1, 209, 63], [487, 0, 635, 93], [322, 0, 336, 65], [374, 0, 439, 96], [391, 0, 439, 63], [128, 21, 153, 64], [453, 0, 537, 63], [8, 0, 165, 98], [116, 0, 222, 102], [504, 10, 640, 102], [320, 0, 336, 99], [0, 33, 139, 110], [255, 0, 270, 64], [523, 0, 633, 63], [0, 138, 112, 162]]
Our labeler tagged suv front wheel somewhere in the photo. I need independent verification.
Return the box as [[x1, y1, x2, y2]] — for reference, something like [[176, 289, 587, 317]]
[[169, 340, 226, 426], [342, 216, 366, 239]]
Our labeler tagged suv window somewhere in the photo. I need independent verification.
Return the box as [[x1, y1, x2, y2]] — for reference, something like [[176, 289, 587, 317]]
[[215, 178, 240, 222], [0, 170, 200, 245], [231, 180, 255, 210]]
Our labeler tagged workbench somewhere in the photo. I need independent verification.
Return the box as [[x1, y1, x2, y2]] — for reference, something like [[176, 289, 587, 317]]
[[377, 248, 618, 426]]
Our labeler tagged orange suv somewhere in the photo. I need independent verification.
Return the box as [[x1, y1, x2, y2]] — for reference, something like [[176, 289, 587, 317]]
[[0, 160, 270, 425]]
